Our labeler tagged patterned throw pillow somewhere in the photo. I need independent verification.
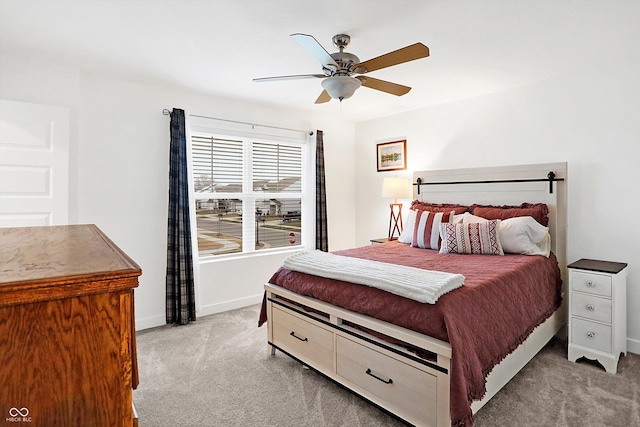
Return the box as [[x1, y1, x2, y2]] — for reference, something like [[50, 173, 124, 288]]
[[439, 220, 504, 255], [412, 210, 453, 250]]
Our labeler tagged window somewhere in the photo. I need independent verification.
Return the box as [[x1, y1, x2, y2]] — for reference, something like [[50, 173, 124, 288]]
[[191, 132, 306, 257]]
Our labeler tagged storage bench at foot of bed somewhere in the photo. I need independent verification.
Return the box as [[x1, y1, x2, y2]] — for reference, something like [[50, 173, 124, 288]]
[[265, 283, 452, 427]]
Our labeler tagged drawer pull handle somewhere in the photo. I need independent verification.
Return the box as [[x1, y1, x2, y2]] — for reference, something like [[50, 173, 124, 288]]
[[587, 331, 596, 339], [586, 304, 595, 311], [289, 331, 308, 342], [365, 368, 393, 384], [586, 280, 595, 288]]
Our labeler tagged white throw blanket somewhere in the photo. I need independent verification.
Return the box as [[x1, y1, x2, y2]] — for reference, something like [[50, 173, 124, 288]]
[[283, 250, 465, 304]]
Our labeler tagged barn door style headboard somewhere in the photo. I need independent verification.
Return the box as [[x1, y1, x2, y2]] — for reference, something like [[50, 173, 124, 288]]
[[412, 162, 568, 275]]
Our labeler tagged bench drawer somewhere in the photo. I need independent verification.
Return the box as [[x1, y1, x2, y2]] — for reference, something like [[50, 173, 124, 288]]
[[272, 307, 334, 370], [336, 335, 437, 426]]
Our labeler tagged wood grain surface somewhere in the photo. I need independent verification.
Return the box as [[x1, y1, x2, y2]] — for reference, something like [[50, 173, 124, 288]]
[[0, 225, 140, 427]]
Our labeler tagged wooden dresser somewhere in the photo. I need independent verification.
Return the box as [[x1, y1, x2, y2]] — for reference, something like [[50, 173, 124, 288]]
[[0, 225, 141, 427]]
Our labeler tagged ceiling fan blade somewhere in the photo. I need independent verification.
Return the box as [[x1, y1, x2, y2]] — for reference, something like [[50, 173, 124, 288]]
[[291, 33, 339, 71], [253, 74, 326, 82], [314, 90, 331, 104], [357, 43, 430, 73], [355, 76, 411, 96]]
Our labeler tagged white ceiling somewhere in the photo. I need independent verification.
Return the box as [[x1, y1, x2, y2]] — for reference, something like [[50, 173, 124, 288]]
[[1, 0, 638, 122]]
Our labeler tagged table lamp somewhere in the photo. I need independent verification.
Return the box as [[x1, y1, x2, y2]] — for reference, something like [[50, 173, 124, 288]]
[[381, 177, 410, 240]]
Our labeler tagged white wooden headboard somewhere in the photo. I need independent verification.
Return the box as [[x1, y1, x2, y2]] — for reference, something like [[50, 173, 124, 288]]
[[412, 163, 568, 276]]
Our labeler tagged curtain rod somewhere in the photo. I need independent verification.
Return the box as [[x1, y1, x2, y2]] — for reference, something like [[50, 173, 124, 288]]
[[162, 109, 313, 136]]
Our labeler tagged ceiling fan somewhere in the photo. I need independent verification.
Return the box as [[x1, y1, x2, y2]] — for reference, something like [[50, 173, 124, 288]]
[[253, 33, 430, 103]]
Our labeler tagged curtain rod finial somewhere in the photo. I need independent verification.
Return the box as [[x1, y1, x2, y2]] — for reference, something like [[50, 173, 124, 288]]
[[162, 109, 171, 116]]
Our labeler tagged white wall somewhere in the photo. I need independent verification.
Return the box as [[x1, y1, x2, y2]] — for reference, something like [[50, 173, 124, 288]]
[[1, 52, 357, 330], [355, 58, 640, 353], [4, 42, 638, 351]]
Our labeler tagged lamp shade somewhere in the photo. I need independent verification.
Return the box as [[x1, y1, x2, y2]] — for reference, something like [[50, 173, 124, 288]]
[[321, 76, 362, 101], [381, 177, 410, 201]]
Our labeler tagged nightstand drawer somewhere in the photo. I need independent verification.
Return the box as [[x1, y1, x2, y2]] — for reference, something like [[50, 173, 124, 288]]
[[571, 270, 611, 297], [571, 317, 612, 353], [571, 292, 612, 323]]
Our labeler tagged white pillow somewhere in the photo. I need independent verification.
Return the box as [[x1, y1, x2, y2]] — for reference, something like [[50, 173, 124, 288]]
[[398, 209, 416, 244], [451, 213, 465, 224], [462, 213, 550, 256], [462, 212, 489, 224], [498, 216, 551, 257]]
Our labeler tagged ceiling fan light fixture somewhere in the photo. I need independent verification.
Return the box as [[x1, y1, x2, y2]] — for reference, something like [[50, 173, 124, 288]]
[[321, 76, 362, 101]]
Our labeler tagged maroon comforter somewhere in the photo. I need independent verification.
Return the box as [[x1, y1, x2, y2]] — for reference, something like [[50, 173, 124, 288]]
[[260, 241, 562, 427]]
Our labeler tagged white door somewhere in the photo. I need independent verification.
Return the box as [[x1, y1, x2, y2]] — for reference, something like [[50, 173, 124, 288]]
[[0, 99, 70, 227]]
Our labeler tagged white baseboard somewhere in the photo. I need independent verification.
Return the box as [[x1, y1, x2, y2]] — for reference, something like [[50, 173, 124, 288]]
[[198, 294, 263, 318], [627, 337, 640, 355], [135, 295, 263, 331], [136, 314, 166, 331]]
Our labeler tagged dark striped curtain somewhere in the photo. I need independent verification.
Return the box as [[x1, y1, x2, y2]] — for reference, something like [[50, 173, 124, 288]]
[[315, 130, 328, 251], [166, 108, 196, 325]]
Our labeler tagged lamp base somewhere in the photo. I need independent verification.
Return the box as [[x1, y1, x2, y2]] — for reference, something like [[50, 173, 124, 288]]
[[388, 203, 403, 240]]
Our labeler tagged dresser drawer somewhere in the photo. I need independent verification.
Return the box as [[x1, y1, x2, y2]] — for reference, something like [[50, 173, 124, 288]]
[[336, 336, 437, 426], [272, 307, 334, 370], [571, 317, 612, 353], [571, 292, 612, 323], [571, 270, 611, 297]]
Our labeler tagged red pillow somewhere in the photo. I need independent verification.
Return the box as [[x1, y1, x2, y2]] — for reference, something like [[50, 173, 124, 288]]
[[412, 210, 454, 249], [411, 200, 469, 215], [470, 203, 549, 226]]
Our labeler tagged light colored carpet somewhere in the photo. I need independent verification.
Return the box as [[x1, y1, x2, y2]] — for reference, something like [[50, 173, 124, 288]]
[[133, 304, 639, 426]]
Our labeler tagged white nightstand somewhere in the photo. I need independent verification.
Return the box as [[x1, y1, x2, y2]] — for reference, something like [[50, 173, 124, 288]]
[[567, 259, 628, 374]]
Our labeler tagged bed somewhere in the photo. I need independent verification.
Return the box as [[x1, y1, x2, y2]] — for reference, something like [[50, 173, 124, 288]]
[[260, 163, 568, 427]]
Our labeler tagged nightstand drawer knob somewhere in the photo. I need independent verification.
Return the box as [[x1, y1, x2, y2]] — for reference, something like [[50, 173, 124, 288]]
[[586, 304, 595, 311], [587, 331, 596, 339], [586, 280, 595, 287]]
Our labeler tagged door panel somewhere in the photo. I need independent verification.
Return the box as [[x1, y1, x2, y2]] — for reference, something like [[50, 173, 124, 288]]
[[0, 100, 69, 227]]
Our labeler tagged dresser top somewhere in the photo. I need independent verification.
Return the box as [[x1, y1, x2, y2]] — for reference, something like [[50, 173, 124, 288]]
[[0, 224, 141, 288], [567, 258, 628, 274]]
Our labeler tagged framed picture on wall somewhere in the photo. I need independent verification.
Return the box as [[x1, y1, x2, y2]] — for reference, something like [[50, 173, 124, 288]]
[[376, 140, 407, 172]]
